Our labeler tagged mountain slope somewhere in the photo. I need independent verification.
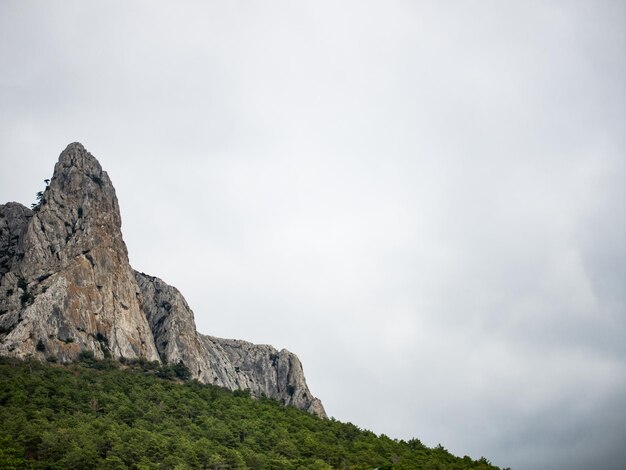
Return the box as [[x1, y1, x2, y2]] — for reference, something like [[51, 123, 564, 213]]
[[0, 143, 324, 416], [0, 358, 505, 470]]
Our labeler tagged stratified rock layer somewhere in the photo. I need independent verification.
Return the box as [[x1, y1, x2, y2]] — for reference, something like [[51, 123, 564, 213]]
[[0, 143, 325, 417]]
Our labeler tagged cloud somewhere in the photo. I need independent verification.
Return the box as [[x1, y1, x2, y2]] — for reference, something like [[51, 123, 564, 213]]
[[1, 1, 625, 469]]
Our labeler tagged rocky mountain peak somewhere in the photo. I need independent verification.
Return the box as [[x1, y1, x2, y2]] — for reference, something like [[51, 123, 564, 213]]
[[56, 142, 102, 173], [18, 142, 125, 281], [1, 143, 159, 362], [0, 143, 326, 417], [50, 143, 116, 210]]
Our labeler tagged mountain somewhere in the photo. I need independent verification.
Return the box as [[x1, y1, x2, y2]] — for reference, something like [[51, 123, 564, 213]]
[[0, 143, 325, 417]]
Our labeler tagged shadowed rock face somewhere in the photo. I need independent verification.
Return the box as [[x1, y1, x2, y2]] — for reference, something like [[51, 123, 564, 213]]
[[0, 202, 32, 279], [0, 143, 325, 417]]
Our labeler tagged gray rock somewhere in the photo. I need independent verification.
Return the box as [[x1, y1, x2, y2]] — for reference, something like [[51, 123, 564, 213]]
[[0, 202, 32, 278], [0, 203, 33, 320], [0, 142, 326, 417], [0, 143, 160, 362], [135, 271, 215, 378], [136, 271, 326, 417]]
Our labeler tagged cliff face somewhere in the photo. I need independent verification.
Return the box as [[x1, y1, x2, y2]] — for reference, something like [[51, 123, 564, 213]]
[[0, 143, 325, 417], [136, 272, 326, 417], [0, 143, 159, 362], [198, 336, 327, 417]]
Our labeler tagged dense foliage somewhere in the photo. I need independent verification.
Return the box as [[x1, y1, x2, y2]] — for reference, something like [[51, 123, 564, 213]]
[[0, 357, 505, 469]]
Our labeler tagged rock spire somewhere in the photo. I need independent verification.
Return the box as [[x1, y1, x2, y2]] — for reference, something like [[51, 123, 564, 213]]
[[0, 143, 325, 417], [0, 143, 159, 362]]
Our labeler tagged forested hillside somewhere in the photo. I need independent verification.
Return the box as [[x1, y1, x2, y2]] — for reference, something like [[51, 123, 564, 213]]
[[0, 357, 505, 469]]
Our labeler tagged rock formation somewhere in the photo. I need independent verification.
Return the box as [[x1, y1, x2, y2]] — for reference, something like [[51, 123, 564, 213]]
[[137, 272, 325, 416], [0, 143, 159, 362], [0, 143, 325, 417]]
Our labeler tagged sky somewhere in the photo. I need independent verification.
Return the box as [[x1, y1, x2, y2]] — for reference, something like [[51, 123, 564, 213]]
[[1, 1, 625, 468]]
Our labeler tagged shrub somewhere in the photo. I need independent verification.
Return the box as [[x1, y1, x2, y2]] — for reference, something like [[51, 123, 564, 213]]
[[173, 361, 191, 381], [20, 291, 34, 307], [78, 350, 96, 364]]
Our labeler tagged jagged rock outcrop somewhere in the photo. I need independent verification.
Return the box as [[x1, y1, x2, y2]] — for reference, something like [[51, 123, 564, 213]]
[[136, 272, 326, 417], [0, 143, 161, 362], [0, 143, 325, 417], [199, 336, 326, 417]]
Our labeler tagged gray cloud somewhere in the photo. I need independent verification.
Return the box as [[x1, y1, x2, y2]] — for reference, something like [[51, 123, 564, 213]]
[[1, 1, 625, 469]]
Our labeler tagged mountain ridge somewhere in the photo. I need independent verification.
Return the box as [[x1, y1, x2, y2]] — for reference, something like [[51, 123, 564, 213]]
[[0, 142, 325, 417]]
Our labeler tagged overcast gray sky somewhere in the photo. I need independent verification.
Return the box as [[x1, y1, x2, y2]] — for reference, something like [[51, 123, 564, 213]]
[[1, 1, 625, 469]]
